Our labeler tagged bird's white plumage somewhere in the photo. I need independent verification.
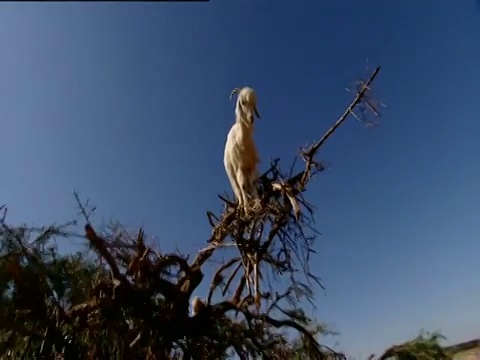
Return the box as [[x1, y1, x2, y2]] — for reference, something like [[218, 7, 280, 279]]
[[224, 86, 262, 214]]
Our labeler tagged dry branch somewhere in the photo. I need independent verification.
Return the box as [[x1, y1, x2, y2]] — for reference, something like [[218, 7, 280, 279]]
[[0, 66, 383, 359]]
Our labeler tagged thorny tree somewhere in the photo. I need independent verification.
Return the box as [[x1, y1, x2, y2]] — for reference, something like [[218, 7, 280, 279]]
[[0, 66, 420, 360]]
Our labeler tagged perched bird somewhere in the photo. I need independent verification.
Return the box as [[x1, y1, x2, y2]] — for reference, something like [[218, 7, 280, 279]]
[[223, 86, 262, 215]]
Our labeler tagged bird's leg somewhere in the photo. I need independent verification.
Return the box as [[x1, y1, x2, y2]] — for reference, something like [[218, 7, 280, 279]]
[[236, 170, 251, 217], [248, 172, 262, 214], [236, 198, 245, 216]]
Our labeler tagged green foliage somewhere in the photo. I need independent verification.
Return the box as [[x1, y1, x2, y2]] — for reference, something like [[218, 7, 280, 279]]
[[374, 331, 452, 360]]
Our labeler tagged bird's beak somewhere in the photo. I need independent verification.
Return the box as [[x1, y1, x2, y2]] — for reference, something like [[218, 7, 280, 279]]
[[254, 106, 261, 119]]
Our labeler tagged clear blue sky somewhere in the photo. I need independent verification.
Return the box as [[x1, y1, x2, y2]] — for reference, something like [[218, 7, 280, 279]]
[[1, 1, 479, 357]]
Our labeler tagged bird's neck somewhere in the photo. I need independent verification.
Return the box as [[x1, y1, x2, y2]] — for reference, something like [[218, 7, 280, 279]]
[[236, 116, 255, 134]]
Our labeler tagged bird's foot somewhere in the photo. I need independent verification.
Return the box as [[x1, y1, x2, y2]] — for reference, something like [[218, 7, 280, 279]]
[[250, 198, 262, 213]]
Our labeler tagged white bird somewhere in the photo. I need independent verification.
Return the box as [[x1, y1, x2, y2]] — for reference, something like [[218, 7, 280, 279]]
[[223, 86, 262, 215]]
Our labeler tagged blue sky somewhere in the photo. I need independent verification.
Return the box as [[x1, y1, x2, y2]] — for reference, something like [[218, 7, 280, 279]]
[[1, 0, 479, 357]]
